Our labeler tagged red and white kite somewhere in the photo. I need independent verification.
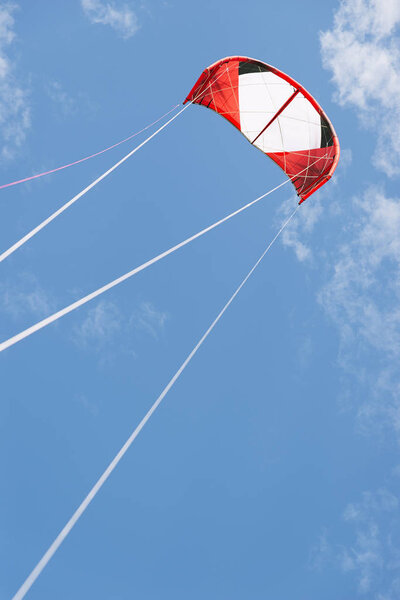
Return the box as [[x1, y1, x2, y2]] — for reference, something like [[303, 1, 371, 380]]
[[185, 56, 340, 203]]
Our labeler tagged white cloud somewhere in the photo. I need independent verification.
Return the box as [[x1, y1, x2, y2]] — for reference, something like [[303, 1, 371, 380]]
[[311, 488, 400, 597], [130, 301, 168, 339], [72, 299, 168, 364], [340, 523, 382, 594], [318, 185, 400, 437], [0, 272, 52, 321], [280, 190, 400, 442], [72, 300, 121, 350], [320, 0, 400, 176], [344, 490, 399, 522], [81, 0, 139, 39], [279, 194, 324, 262], [339, 489, 400, 596], [0, 3, 30, 161], [309, 528, 333, 571], [46, 81, 78, 116], [319, 187, 400, 358], [74, 392, 99, 416], [46, 80, 98, 119]]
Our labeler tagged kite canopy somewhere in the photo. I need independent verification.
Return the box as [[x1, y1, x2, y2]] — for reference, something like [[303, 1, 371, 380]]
[[184, 56, 340, 203]]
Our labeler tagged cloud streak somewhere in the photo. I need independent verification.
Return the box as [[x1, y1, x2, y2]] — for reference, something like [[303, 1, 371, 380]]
[[319, 187, 400, 358], [45, 81, 97, 119], [279, 194, 324, 262], [310, 488, 400, 597], [320, 0, 400, 176], [0, 273, 52, 322], [130, 301, 168, 340], [72, 299, 168, 364], [81, 0, 139, 39], [0, 3, 30, 161], [340, 489, 400, 596], [318, 185, 400, 438], [72, 300, 122, 351]]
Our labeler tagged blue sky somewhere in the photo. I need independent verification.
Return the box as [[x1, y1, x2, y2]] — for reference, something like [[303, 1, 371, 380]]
[[1, 1, 400, 598]]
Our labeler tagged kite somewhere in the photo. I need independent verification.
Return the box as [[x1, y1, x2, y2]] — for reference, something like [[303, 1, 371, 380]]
[[185, 56, 340, 203]]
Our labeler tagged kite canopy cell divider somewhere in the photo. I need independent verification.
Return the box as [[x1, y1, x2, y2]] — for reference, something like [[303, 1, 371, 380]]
[[10, 205, 299, 600]]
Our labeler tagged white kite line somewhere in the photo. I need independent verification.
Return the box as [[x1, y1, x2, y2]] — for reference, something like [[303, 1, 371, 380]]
[[0, 177, 292, 353], [10, 205, 299, 600]]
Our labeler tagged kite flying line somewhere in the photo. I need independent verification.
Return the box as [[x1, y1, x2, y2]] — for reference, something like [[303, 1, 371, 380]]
[[11, 205, 299, 600], [0, 104, 181, 192], [0, 155, 327, 354], [0, 104, 190, 264]]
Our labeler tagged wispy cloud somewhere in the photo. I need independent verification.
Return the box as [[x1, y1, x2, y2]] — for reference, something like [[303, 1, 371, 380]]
[[317, 185, 400, 437], [340, 489, 400, 596], [320, 0, 400, 176], [0, 272, 52, 321], [46, 80, 97, 118], [81, 0, 139, 39], [309, 528, 332, 571], [0, 3, 30, 161], [72, 300, 121, 351], [46, 81, 78, 116], [72, 299, 168, 363], [343, 489, 398, 522], [279, 194, 324, 262], [74, 392, 99, 416], [311, 488, 400, 597], [319, 187, 400, 359], [130, 301, 168, 340]]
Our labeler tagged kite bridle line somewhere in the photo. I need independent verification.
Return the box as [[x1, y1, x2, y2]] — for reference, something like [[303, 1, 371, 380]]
[[10, 203, 299, 600], [0, 152, 327, 354], [0, 66, 231, 265]]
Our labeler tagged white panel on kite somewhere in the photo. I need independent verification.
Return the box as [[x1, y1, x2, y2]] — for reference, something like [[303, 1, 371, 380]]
[[279, 93, 322, 150], [238, 71, 293, 150], [239, 76, 323, 153]]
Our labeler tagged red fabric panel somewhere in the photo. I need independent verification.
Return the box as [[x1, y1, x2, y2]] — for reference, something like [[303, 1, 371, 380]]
[[185, 58, 241, 130], [266, 146, 336, 201]]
